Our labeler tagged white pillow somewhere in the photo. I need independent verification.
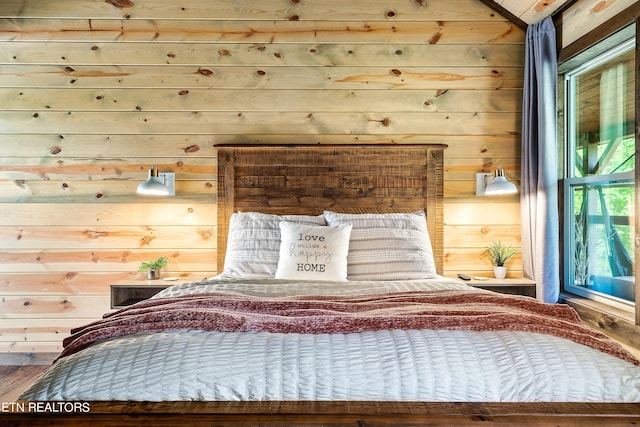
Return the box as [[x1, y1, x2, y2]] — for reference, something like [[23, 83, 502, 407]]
[[275, 222, 352, 281], [223, 212, 326, 278], [323, 211, 436, 280]]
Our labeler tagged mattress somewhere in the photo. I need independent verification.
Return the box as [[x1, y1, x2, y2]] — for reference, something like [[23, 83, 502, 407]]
[[19, 276, 640, 402]]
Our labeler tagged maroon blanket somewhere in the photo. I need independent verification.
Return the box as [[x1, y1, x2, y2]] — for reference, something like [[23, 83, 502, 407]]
[[60, 290, 640, 365]]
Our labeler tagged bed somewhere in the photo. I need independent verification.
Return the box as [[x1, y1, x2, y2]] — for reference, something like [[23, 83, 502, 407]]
[[10, 145, 640, 426]]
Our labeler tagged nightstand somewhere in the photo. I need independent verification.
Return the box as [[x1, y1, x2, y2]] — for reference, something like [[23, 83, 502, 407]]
[[110, 275, 202, 309], [452, 276, 536, 298]]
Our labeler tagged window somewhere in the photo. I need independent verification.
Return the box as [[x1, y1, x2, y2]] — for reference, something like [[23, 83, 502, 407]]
[[562, 29, 635, 311]]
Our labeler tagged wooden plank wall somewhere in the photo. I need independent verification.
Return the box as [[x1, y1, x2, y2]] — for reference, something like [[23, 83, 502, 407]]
[[0, 0, 524, 353]]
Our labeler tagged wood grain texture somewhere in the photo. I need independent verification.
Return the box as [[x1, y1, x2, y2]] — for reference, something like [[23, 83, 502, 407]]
[[0, 0, 505, 21], [0, 0, 524, 352], [0, 112, 521, 138], [0, 365, 48, 401], [0, 88, 523, 113], [0, 134, 218, 157], [0, 225, 215, 249], [0, 272, 214, 295], [490, 0, 571, 25], [0, 19, 523, 44], [0, 65, 523, 90], [2, 400, 639, 426], [560, 0, 637, 48], [0, 43, 526, 66], [217, 145, 446, 275], [0, 249, 216, 273]]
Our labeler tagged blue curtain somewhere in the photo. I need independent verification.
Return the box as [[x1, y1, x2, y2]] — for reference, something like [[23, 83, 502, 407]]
[[520, 17, 559, 303]]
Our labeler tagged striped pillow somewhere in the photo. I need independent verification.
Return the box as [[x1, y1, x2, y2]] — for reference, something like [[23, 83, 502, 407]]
[[223, 212, 326, 278], [323, 211, 436, 280]]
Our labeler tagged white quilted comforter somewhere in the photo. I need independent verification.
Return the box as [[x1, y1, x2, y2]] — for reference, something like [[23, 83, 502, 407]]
[[20, 276, 640, 402]]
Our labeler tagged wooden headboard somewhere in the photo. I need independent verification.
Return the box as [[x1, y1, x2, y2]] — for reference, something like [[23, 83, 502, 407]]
[[217, 144, 447, 274]]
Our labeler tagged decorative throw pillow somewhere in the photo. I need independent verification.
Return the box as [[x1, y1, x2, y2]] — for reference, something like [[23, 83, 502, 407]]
[[223, 212, 326, 278], [323, 211, 437, 280], [275, 222, 352, 281]]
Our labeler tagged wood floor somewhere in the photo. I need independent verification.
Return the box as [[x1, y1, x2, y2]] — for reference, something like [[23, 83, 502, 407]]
[[0, 365, 49, 401]]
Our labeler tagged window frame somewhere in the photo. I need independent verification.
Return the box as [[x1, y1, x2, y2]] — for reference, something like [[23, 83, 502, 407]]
[[558, 16, 639, 325]]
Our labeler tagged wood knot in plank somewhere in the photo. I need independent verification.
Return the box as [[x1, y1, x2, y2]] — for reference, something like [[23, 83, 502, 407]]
[[140, 235, 155, 246], [198, 229, 213, 240], [83, 230, 107, 239], [597, 315, 616, 328], [197, 68, 213, 77], [592, 1, 613, 13], [105, 0, 134, 8]]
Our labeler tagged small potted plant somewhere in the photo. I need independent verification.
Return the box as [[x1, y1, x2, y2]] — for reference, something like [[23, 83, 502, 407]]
[[485, 241, 517, 279], [137, 256, 168, 280]]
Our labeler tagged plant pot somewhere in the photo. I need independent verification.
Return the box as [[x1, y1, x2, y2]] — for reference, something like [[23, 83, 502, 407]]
[[147, 269, 160, 280], [493, 266, 507, 279]]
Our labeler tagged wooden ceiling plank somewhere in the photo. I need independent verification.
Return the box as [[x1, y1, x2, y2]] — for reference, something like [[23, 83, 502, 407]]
[[478, 0, 528, 29]]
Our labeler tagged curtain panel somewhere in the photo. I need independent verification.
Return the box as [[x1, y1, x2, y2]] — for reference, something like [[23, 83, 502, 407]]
[[520, 17, 560, 303]]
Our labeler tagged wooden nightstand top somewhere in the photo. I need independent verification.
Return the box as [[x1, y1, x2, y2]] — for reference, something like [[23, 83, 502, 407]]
[[110, 274, 207, 308], [447, 275, 536, 298], [111, 273, 208, 286], [466, 277, 536, 286]]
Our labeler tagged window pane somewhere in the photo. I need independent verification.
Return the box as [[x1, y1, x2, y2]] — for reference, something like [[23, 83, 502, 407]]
[[572, 46, 635, 178], [569, 180, 634, 303]]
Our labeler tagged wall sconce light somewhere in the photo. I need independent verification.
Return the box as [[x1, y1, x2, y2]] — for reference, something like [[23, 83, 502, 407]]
[[476, 168, 517, 196], [137, 166, 175, 196]]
